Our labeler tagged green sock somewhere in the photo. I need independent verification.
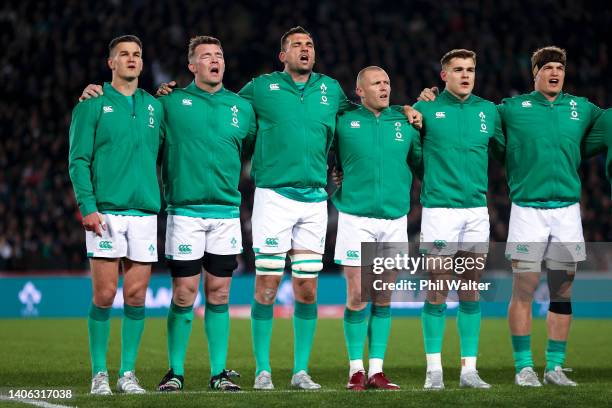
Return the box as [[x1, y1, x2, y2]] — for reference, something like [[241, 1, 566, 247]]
[[545, 339, 567, 372], [368, 304, 391, 359], [293, 301, 318, 374], [251, 300, 274, 375], [88, 303, 111, 376], [511, 335, 533, 373], [167, 302, 194, 376], [457, 301, 481, 357], [119, 304, 145, 376], [421, 301, 447, 354], [343, 307, 368, 360], [205, 302, 230, 376]]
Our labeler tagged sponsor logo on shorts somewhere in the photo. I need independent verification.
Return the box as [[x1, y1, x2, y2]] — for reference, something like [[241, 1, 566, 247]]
[[148, 244, 156, 255], [346, 250, 360, 260], [575, 244, 582, 253], [434, 240, 447, 249], [178, 244, 192, 254], [264, 237, 279, 247], [98, 240, 113, 250], [516, 244, 529, 254], [230, 237, 237, 249]]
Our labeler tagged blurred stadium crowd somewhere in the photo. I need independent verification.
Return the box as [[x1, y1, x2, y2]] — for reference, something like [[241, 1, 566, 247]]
[[0, 0, 610, 272]]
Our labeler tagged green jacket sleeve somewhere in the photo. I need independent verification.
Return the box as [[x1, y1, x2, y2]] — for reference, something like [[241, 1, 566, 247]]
[[238, 80, 255, 103], [582, 109, 609, 158], [337, 86, 358, 114], [242, 104, 257, 160], [68, 101, 98, 217], [490, 107, 506, 164], [409, 129, 424, 180]]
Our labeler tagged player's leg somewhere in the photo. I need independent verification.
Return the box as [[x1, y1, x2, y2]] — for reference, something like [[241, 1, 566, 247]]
[[159, 215, 204, 392], [365, 216, 406, 390], [250, 188, 294, 389], [203, 217, 242, 391], [343, 265, 368, 390], [542, 203, 584, 386], [456, 207, 491, 388], [118, 258, 151, 393], [506, 203, 548, 386], [419, 208, 460, 390], [334, 212, 370, 391], [113, 215, 157, 394], [89, 258, 120, 395], [289, 198, 326, 390], [85, 213, 124, 395]]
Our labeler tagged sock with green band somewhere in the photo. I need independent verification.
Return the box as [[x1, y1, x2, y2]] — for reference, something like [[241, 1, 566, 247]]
[[88, 303, 111, 376], [368, 304, 391, 359], [119, 304, 145, 376], [167, 302, 194, 376], [293, 301, 318, 374], [421, 301, 447, 354], [457, 301, 481, 358], [205, 302, 230, 376], [511, 335, 534, 373], [545, 339, 567, 372], [251, 300, 274, 375], [343, 307, 368, 361]]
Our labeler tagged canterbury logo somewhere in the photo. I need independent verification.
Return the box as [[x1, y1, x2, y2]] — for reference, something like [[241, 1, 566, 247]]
[[265, 238, 279, 247], [269, 83, 279, 91], [346, 250, 360, 259], [98, 241, 113, 250], [103, 106, 113, 113], [178, 244, 192, 254], [435, 112, 445, 118], [516, 244, 529, 253], [350, 121, 360, 128], [434, 240, 447, 249], [521, 101, 532, 108], [182, 99, 192, 106]]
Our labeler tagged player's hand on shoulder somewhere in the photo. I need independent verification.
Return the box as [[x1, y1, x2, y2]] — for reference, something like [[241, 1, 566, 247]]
[[79, 84, 104, 102], [403, 105, 423, 130], [156, 80, 177, 97], [417, 86, 439, 102], [82, 212, 106, 237], [332, 167, 344, 187]]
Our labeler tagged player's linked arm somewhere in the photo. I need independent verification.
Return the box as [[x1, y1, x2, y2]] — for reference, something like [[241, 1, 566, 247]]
[[68, 100, 99, 218]]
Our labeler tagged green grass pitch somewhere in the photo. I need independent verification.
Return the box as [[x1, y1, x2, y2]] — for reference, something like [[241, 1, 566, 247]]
[[0, 318, 611, 407]]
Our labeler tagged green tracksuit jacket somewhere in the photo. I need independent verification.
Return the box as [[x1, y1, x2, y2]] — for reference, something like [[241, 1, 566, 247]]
[[497, 91, 601, 207], [332, 106, 422, 219], [68, 82, 163, 217], [414, 90, 503, 208], [239, 71, 353, 191], [159, 83, 256, 218]]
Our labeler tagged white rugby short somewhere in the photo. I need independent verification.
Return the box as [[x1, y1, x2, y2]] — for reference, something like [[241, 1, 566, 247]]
[[252, 188, 327, 254], [86, 213, 157, 262], [506, 203, 585, 262], [334, 211, 408, 267]]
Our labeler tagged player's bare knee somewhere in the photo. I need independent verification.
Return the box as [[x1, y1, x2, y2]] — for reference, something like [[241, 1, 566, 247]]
[[93, 288, 117, 308], [173, 284, 198, 307], [207, 286, 230, 304]]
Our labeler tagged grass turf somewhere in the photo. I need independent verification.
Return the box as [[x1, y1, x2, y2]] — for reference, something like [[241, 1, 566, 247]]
[[0, 317, 611, 407]]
